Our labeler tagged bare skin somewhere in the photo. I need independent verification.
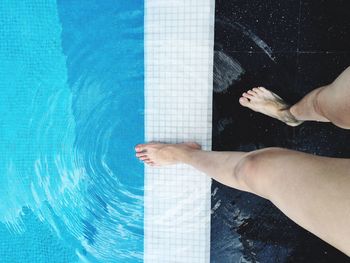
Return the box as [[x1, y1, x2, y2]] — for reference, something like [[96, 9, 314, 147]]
[[239, 66, 350, 129], [239, 87, 303, 126], [135, 66, 350, 256], [135, 142, 201, 167], [135, 142, 350, 256]]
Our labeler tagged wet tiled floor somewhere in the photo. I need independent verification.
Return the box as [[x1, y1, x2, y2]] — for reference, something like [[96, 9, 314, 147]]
[[211, 0, 350, 262]]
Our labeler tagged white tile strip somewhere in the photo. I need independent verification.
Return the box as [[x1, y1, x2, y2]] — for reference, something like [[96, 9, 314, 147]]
[[144, 0, 215, 262]]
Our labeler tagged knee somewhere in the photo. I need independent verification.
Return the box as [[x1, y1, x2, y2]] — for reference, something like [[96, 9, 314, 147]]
[[234, 147, 283, 198]]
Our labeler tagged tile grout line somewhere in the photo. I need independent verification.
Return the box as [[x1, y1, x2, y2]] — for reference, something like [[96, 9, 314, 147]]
[[294, 0, 303, 93], [144, 0, 214, 262]]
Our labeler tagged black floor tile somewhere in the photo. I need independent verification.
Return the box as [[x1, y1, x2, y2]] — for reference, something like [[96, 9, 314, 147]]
[[213, 51, 298, 151], [213, 1, 350, 262], [299, 0, 350, 52], [291, 53, 350, 158], [211, 181, 350, 263], [295, 52, 350, 95], [215, 0, 299, 52]]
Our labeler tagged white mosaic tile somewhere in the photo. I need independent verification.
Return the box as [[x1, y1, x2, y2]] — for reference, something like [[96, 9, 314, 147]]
[[144, 0, 215, 262]]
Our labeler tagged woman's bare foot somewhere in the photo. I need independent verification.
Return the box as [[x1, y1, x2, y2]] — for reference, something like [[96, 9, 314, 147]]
[[239, 87, 303, 127], [134, 142, 201, 166]]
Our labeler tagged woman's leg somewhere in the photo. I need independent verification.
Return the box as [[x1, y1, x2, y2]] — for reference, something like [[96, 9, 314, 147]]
[[304, 66, 350, 129], [136, 142, 250, 192], [289, 86, 330, 122], [135, 142, 350, 256], [239, 66, 350, 129]]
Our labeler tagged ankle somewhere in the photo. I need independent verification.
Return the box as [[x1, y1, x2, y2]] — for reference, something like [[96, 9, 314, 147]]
[[289, 105, 299, 120], [280, 107, 302, 126], [170, 145, 197, 164]]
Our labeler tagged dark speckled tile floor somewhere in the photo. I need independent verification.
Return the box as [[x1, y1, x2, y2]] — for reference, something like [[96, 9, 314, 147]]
[[211, 0, 350, 262]]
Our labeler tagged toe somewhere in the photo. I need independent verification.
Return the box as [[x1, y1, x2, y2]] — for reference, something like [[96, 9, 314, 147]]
[[242, 92, 253, 99], [135, 144, 144, 152], [252, 87, 262, 93], [247, 90, 257, 96], [136, 152, 147, 158], [135, 144, 143, 152], [239, 97, 250, 107], [145, 160, 154, 166]]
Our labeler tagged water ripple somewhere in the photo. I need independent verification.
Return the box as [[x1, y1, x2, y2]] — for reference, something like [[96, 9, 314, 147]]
[[1, 1, 145, 262]]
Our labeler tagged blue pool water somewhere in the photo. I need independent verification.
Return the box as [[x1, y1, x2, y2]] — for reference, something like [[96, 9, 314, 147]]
[[0, 0, 144, 262]]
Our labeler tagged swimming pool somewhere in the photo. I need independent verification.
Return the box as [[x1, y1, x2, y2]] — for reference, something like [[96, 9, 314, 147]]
[[0, 0, 144, 262]]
